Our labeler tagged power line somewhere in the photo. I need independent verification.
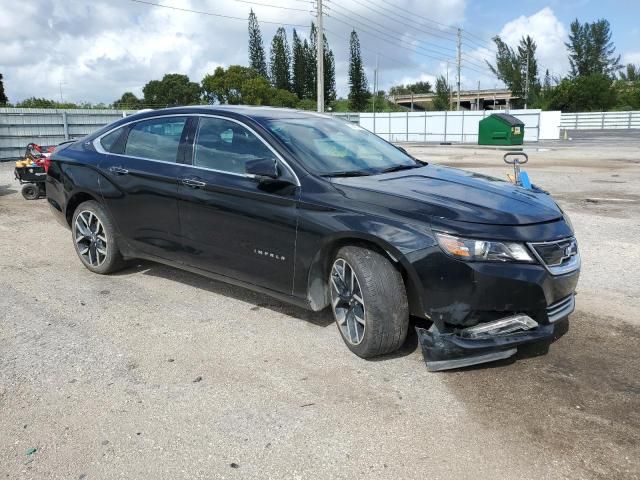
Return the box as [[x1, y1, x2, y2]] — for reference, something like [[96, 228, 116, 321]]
[[370, 0, 497, 53], [325, 0, 457, 56], [229, 0, 312, 13], [334, 0, 460, 47], [326, 11, 454, 63], [129, 0, 309, 27]]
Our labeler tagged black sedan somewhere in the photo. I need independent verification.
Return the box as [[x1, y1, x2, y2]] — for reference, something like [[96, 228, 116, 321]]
[[46, 106, 580, 370]]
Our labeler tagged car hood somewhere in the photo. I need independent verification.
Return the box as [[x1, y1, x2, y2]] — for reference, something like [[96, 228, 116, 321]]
[[330, 164, 563, 225]]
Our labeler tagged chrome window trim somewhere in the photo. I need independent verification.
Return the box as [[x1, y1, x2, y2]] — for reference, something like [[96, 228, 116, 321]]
[[93, 112, 300, 186], [527, 237, 580, 276]]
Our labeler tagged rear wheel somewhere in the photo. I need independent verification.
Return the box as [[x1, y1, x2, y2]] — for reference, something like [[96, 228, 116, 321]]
[[21, 184, 39, 200], [72, 200, 125, 274], [329, 246, 409, 358]]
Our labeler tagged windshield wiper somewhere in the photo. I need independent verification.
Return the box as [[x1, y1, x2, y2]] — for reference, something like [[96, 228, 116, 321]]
[[378, 163, 423, 174], [321, 170, 373, 178]]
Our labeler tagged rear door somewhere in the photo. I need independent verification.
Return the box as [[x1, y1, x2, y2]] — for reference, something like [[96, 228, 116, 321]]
[[177, 115, 299, 293], [97, 115, 192, 261]]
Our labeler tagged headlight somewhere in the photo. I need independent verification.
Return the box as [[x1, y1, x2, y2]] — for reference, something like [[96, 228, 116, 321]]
[[435, 232, 535, 263]]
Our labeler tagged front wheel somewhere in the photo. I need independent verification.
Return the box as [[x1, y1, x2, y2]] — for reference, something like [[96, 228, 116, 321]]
[[71, 200, 125, 274], [329, 246, 409, 358]]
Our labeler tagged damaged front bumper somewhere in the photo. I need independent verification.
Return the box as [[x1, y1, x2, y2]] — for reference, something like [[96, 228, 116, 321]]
[[417, 295, 574, 371]]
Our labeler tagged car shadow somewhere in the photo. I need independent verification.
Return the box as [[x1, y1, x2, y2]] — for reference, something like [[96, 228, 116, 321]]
[[116, 260, 334, 328]]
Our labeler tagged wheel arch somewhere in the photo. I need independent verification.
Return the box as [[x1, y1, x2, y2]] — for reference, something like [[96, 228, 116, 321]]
[[65, 191, 101, 226], [305, 233, 425, 317]]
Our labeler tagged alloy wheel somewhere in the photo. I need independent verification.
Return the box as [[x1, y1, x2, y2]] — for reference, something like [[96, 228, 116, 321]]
[[74, 210, 108, 267], [330, 258, 366, 345]]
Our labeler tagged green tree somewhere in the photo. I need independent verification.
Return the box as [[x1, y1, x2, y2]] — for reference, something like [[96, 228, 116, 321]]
[[143, 74, 201, 106], [432, 75, 451, 110], [348, 30, 369, 111], [291, 29, 307, 99], [0, 73, 7, 105], [15, 97, 79, 108], [566, 19, 621, 78], [202, 65, 267, 104], [306, 23, 317, 98], [547, 74, 617, 111], [518, 35, 540, 106], [270, 27, 291, 91], [389, 81, 432, 96], [113, 92, 142, 109], [323, 36, 337, 105], [248, 10, 268, 78], [619, 64, 640, 82], [488, 35, 539, 108]]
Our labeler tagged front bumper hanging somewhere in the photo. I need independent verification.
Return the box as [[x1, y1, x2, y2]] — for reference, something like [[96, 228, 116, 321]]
[[416, 296, 574, 371]]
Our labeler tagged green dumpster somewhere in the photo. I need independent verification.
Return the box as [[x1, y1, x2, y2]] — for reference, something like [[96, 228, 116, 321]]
[[478, 113, 524, 146]]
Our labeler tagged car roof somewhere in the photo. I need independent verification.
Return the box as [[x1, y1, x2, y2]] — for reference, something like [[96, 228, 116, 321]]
[[134, 105, 333, 121]]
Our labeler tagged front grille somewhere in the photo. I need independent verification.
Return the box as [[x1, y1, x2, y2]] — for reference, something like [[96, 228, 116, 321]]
[[546, 294, 575, 323], [528, 237, 580, 275]]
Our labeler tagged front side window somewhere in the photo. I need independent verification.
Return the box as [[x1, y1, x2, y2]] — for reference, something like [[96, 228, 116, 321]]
[[124, 117, 187, 162], [193, 117, 277, 174]]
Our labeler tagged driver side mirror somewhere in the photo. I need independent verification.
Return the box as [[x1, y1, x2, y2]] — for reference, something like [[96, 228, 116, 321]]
[[246, 157, 279, 180]]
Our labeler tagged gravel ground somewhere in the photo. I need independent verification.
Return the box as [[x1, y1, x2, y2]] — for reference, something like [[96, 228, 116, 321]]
[[1, 140, 639, 480]]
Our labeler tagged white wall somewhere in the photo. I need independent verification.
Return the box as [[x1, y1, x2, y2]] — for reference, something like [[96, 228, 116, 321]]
[[359, 109, 562, 143]]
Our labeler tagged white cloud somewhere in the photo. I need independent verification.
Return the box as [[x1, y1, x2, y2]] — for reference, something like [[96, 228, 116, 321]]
[[0, 0, 468, 103], [622, 51, 640, 65], [498, 7, 568, 77]]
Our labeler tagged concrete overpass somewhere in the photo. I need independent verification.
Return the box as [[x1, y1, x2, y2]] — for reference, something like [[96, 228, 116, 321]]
[[390, 88, 518, 111]]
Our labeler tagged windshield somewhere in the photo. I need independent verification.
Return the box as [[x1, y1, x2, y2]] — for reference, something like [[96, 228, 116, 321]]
[[262, 117, 422, 176]]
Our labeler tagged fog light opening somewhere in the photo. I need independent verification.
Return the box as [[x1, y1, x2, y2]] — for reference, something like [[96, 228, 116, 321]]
[[461, 314, 538, 339]]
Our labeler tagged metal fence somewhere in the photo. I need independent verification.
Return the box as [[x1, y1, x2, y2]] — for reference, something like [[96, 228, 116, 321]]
[[560, 111, 640, 130], [0, 108, 133, 160], [358, 110, 544, 143], [4, 107, 638, 161]]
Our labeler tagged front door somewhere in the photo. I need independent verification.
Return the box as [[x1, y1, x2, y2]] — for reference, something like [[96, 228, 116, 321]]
[[98, 115, 190, 260], [177, 115, 299, 294]]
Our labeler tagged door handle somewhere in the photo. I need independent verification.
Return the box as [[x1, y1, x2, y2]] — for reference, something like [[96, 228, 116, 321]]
[[181, 178, 206, 188], [109, 166, 129, 175]]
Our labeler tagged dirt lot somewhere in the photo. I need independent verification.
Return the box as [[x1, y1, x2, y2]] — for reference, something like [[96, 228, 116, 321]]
[[1, 140, 639, 480]]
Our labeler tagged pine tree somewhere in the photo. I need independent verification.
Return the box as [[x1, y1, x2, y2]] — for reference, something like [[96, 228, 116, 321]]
[[292, 29, 307, 99], [323, 34, 337, 104], [348, 30, 369, 111], [270, 27, 291, 91], [0, 73, 8, 105], [248, 10, 268, 78], [518, 35, 540, 106], [566, 19, 621, 78], [305, 23, 318, 99], [324, 47, 337, 104]]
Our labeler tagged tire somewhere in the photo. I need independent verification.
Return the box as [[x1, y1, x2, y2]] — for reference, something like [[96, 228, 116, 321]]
[[21, 184, 39, 200], [71, 200, 126, 274], [329, 246, 409, 358]]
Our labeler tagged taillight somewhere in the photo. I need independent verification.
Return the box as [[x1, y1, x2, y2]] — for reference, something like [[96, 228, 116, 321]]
[[43, 157, 52, 173]]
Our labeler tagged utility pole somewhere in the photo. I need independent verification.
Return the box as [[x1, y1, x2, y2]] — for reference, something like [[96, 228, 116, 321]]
[[524, 48, 530, 109], [316, 0, 324, 113], [476, 80, 480, 110], [456, 28, 461, 111], [372, 53, 379, 114], [446, 60, 451, 110]]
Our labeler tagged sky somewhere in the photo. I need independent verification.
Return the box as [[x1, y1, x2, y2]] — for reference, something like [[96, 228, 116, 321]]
[[0, 0, 638, 104]]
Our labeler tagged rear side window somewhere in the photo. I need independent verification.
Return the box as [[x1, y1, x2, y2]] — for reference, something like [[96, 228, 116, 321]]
[[193, 117, 276, 174], [124, 117, 187, 162], [100, 128, 124, 152]]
